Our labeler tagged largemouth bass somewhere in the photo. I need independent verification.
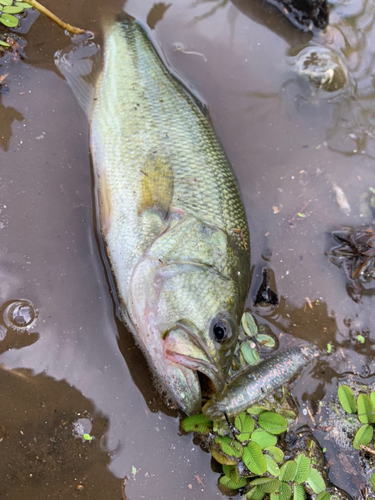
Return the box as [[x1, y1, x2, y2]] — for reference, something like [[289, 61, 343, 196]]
[[202, 344, 319, 420], [56, 17, 250, 414]]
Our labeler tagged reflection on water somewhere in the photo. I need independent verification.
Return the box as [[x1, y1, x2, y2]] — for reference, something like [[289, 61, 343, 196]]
[[0, 96, 24, 152], [0, 368, 122, 499], [301, 0, 375, 158], [146, 2, 172, 29]]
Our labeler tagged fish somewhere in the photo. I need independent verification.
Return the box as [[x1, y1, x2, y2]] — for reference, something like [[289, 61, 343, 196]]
[[55, 16, 250, 415], [202, 344, 319, 420]]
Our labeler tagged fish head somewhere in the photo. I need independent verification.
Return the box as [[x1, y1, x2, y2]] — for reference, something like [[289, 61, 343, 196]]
[[129, 222, 245, 414], [162, 310, 239, 400]]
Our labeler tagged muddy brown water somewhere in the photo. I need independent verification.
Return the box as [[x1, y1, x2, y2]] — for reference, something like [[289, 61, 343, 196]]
[[0, 0, 375, 498]]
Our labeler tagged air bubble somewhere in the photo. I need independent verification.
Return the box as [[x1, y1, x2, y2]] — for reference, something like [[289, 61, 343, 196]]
[[3, 300, 37, 331]]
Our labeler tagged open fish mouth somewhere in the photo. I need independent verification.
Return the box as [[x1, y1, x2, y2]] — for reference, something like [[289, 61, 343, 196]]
[[163, 323, 226, 402]]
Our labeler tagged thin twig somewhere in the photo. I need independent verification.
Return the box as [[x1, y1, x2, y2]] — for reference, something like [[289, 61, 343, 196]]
[[360, 444, 375, 456], [306, 406, 316, 426], [22, 0, 85, 34]]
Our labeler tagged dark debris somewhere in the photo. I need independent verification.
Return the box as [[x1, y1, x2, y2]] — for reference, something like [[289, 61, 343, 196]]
[[329, 225, 375, 302]]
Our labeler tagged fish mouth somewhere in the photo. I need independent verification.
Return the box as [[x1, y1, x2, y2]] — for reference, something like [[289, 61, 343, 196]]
[[163, 322, 226, 407]]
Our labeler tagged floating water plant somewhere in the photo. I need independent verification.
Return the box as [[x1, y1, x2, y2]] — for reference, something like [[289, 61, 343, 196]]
[[181, 405, 328, 498], [232, 312, 277, 371], [338, 384, 375, 450], [0, 0, 84, 46]]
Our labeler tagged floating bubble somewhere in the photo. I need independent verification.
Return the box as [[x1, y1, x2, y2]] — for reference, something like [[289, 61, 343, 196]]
[[290, 45, 348, 92], [3, 299, 37, 331]]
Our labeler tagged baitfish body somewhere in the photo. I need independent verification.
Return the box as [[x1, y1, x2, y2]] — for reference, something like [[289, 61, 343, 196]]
[[56, 17, 250, 415], [202, 344, 319, 420]]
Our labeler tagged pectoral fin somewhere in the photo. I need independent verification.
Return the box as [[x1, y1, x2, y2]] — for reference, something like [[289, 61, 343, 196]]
[[138, 150, 174, 218]]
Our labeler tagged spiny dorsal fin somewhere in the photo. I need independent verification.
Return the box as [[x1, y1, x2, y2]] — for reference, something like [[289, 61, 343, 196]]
[[138, 150, 174, 219]]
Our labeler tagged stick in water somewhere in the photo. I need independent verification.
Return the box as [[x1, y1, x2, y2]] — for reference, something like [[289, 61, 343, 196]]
[[22, 0, 85, 34]]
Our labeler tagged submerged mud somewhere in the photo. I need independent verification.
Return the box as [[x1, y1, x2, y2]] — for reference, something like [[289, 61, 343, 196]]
[[0, 0, 375, 498]]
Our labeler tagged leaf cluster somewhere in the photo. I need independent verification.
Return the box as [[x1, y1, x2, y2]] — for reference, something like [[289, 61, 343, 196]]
[[232, 312, 276, 370], [338, 385, 375, 450], [181, 407, 329, 499], [0, 0, 31, 36]]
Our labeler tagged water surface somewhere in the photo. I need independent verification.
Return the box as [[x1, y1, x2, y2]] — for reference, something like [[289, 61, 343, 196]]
[[1, 0, 375, 498]]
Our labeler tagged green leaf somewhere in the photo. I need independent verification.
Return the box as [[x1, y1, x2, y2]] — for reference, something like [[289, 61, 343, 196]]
[[258, 412, 288, 435], [82, 433, 92, 441], [213, 419, 229, 436], [265, 454, 280, 476], [357, 394, 375, 423], [370, 473, 375, 488], [0, 0, 13, 5], [219, 474, 247, 490], [15, 2, 33, 7], [297, 213, 306, 218], [278, 461, 297, 482], [278, 409, 297, 422], [249, 478, 281, 493], [293, 454, 311, 483], [0, 13, 18, 27], [316, 492, 330, 500], [271, 482, 292, 500], [353, 424, 373, 450], [247, 405, 270, 415], [256, 333, 276, 348], [265, 446, 284, 463], [222, 464, 239, 483], [251, 428, 277, 448], [326, 343, 332, 354], [243, 441, 267, 475], [0, 39, 10, 46], [181, 414, 212, 434], [338, 385, 356, 414], [235, 413, 255, 442], [306, 468, 326, 494], [241, 342, 261, 365], [210, 436, 243, 465], [3, 5, 24, 13], [242, 312, 258, 337], [371, 392, 375, 408], [293, 484, 306, 500], [246, 486, 266, 500], [357, 334, 365, 344]]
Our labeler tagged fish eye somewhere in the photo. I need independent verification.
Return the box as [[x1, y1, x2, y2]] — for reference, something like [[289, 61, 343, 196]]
[[212, 319, 231, 343]]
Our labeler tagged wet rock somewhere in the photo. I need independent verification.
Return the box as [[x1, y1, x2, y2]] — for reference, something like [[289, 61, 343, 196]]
[[254, 268, 279, 306], [264, 0, 329, 30]]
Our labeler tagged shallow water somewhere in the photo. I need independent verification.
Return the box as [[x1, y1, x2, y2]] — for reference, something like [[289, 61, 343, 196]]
[[0, 0, 375, 498]]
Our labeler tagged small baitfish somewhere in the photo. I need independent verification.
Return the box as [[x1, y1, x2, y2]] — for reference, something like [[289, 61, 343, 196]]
[[56, 16, 250, 415], [202, 344, 319, 420]]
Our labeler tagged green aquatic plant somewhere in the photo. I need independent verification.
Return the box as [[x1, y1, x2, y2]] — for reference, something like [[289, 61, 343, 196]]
[[232, 312, 277, 371], [0, 0, 31, 46], [0, 0, 84, 48], [181, 406, 329, 498], [338, 384, 375, 450]]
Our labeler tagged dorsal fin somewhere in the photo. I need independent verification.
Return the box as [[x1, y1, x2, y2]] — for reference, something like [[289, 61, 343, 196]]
[[138, 150, 174, 219], [55, 33, 102, 118]]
